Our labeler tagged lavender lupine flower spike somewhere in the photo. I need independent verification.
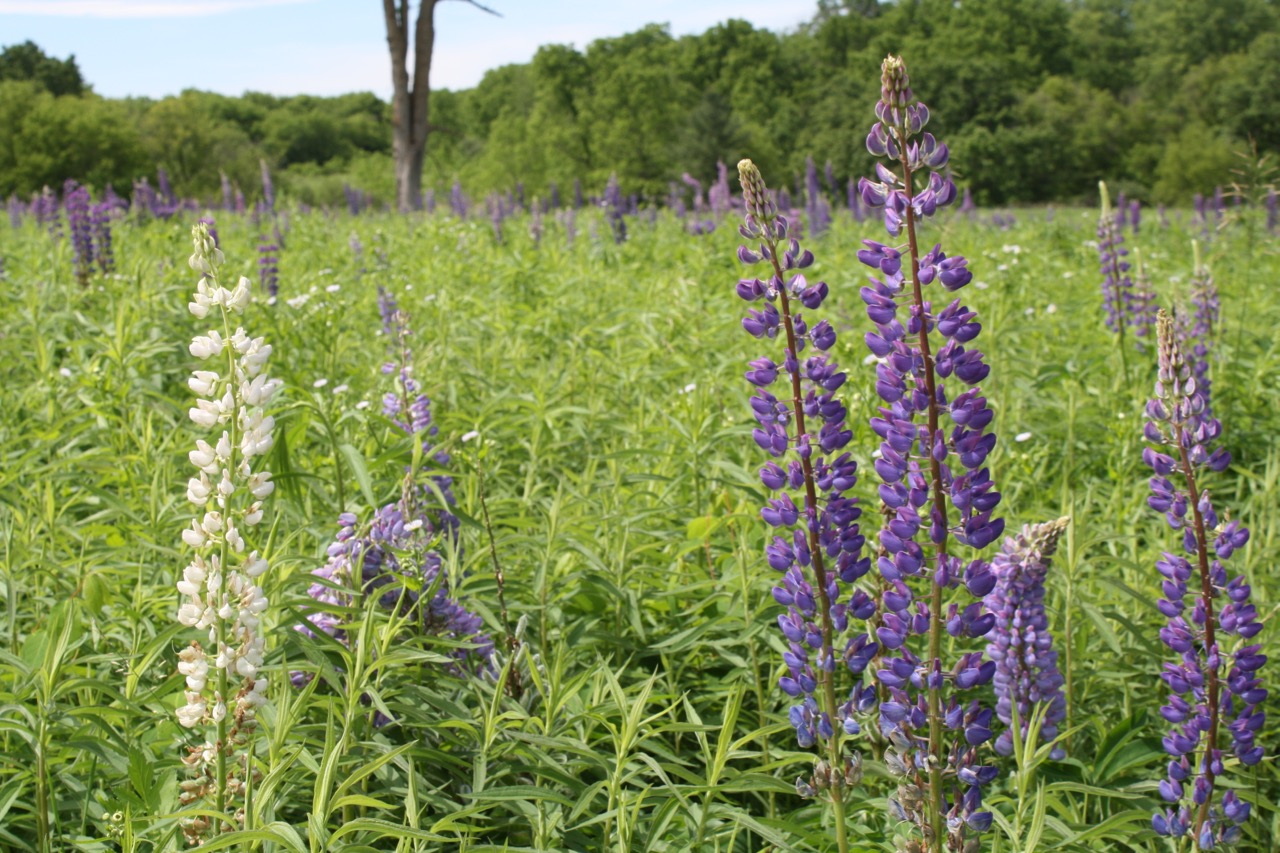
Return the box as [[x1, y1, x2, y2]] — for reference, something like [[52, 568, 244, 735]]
[[1145, 310, 1264, 848], [295, 296, 488, 702], [1178, 241, 1219, 416], [1097, 182, 1134, 341], [735, 159, 874, 844], [857, 55, 1001, 853], [1131, 248, 1158, 349], [985, 517, 1069, 760], [64, 180, 94, 285]]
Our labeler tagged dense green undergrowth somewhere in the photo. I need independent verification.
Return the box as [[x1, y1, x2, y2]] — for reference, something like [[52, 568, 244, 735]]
[[0, 205, 1276, 851]]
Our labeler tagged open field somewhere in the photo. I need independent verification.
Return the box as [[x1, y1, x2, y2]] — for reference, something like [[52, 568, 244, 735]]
[[0, 201, 1276, 851]]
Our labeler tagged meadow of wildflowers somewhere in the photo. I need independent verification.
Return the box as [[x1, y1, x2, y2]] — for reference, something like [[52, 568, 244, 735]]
[[0, 61, 1277, 851]]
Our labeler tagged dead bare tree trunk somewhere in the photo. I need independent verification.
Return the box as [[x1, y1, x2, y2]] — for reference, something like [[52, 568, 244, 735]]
[[383, 0, 497, 212]]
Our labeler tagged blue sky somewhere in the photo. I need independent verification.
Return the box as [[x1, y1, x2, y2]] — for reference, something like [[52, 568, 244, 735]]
[[0, 0, 811, 98]]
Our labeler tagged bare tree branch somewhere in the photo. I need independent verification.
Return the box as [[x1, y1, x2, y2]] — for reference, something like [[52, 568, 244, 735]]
[[444, 0, 501, 16]]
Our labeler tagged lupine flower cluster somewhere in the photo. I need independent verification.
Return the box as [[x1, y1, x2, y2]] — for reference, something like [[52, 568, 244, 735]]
[[856, 55, 1001, 852], [295, 289, 490, 708], [708, 161, 732, 217], [175, 222, 280, 843], [260, 159, 275, 212], [64, 180, 94, 284], [257, 236, 279, 299], [1178, 242, 1219, 415], [1131, 248, 1158, 348], [985, 517, 1069, 760], [35, 185, 60, 238], [805, 155, 832, 239], [91, 202, 115, 274], [604, 172, 627, 244], [1097, 182, 1134, 340], [1144, 310, 1264, 848], [735, 158, 874, 817], [681, 172, 704, 213]]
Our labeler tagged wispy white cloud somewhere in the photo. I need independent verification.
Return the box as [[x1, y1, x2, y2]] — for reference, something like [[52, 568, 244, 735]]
[[0, 0, 309, 18]]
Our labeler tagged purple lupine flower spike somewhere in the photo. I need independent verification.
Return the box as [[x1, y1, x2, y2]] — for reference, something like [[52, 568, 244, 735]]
[[804, 155, 831, 239], [260, 159, 275, 211], [986, 517, 1069, 760], [1097, 182, 1134, 341], [1177, 240, 1219, 416], [90, 202, 114, 275], [295, 300, 488, 707], [64, 180, 94, 284], [736, 158, 873, 815], [604, 173, 626, 244], [1146, 310, 1263, 847], [1131, 248, 1158, 349], [709, 161, 731, 217], [1265, 189, 1277, 234], [857, 55, 1000, 853], [257, 237, 279, 300]]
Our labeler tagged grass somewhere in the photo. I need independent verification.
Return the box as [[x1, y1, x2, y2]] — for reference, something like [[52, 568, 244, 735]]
[[0, 201, 1275, 851]]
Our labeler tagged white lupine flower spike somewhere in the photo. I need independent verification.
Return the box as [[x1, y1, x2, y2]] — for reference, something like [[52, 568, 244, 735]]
[[175, 221, 279, 845]]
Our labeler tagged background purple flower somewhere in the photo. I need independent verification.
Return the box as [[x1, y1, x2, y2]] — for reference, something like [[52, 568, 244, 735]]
[[63, 179, 93, 284], [1097, 182, 1134, 340]]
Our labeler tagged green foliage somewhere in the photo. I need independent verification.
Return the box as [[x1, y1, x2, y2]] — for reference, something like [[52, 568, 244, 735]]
[[0, 40, 85, 96], [10, 0, 1280, 206], [0, 200, 1277, 850], [0, 81, 148, 197], [1152, 124, 1239, 204]]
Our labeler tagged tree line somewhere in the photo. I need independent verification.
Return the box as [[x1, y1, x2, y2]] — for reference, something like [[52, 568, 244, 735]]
[[2, 0, 1277, 208]]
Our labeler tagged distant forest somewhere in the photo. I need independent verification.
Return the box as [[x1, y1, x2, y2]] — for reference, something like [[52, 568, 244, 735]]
[[3, 0, 1278, 207]]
